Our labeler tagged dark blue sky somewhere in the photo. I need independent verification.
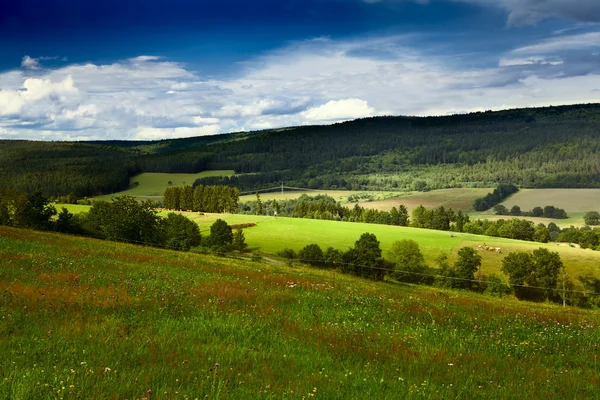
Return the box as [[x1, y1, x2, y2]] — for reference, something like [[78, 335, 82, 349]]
[[1, 0, 600, 140]]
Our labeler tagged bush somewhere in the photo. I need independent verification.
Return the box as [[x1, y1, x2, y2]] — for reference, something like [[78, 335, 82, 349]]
[[277, 248, 297, 259]]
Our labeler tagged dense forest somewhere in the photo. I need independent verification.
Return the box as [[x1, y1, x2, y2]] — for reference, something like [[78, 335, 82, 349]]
[[3, 103, 600, 197]]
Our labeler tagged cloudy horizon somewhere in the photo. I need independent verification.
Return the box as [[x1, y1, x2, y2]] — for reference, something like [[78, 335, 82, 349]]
[[1, 0, 599, 141]]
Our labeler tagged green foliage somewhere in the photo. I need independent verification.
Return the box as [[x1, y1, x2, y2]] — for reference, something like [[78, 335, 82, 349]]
[[207, 219, 233, 248], [473, 184, 519, 211], [388, 239, 429, 284], [277, 248, 297, 259], [164, 185, 239, 213], [232, 228, 248, 251], [453, 247, 482, 290], [298, 244, 324, 265], [5, 226, 600, 398], [163, 213, 202, 251], [584, 211, 600, 226], [501, 248, 564, 301], [84, 196, 164, 245], [342, 233, 385, 280], [482, 274, 512, 297]]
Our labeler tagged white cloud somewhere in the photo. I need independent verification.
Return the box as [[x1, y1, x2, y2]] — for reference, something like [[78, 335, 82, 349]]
[[21, 56, 40, 69], [1, 32, 600, 141], [513, 32, 600, 54], [302, 98, 375, 121]]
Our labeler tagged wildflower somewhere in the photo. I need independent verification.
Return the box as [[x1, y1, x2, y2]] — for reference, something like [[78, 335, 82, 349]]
[[104, 367, 111, 374]]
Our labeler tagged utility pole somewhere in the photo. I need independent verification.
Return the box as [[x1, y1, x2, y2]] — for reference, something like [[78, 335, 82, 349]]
[[281, 182, 284, 197]]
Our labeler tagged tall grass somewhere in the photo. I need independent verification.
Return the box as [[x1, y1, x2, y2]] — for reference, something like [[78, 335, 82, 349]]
[[2, 226, 599, 398]]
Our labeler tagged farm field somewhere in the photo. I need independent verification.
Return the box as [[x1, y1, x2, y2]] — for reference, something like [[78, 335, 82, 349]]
[[94, 170, 234, 202], [500, 189, 600, 213], [239, 190, 398, 204], [174, 212, 600, 279], [353, 188, 493, 213], [470, 213, 587, 229], [2, 226, 600, 399]]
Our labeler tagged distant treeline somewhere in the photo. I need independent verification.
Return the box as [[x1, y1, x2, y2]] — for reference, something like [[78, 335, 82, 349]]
[[493, 204, 568, 219], [473, 184, 519, 211], [163, 185, 239, 213], [6, 104, 600, 197]]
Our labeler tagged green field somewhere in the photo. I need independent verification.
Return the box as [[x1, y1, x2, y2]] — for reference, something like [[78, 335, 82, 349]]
[[93, 171, 235, 201], [470, 213, 587, 229], [166, 212, 600, 279], [239, 190, 398, 204], [2, 226, 600, 399]]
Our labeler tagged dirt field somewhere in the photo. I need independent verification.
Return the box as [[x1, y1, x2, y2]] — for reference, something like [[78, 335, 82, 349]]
[[500, 189, 600, 213]]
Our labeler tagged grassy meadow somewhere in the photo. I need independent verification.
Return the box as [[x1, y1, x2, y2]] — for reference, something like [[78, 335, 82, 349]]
[[94, 171, 235, 202], [355, 188, 493, 213], [239, 190, 398, 204], [2, 226, 600, 399], [163, 212, 600, 280]]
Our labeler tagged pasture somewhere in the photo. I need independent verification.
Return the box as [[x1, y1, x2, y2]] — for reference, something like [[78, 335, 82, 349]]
[[93, 170, 234, 201], [500, 189, 600, 213], [2, 226, 600, 399], [174, 212, 600, 279], [353, 188, 492, 213], [239, 189, 398, 204]]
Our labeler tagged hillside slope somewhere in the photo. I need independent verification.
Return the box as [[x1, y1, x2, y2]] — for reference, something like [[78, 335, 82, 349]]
[[2, 103, 600, 196], [1, 226, 599, 398]]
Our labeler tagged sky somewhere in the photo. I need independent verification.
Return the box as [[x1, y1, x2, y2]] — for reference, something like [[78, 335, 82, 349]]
[[1, 0, 600, 141]]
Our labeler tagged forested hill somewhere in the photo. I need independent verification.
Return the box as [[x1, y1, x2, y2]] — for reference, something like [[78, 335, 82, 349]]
[[2, 103, 600, 197]]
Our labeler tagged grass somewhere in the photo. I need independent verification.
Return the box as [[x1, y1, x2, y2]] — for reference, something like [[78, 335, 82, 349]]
[[53, 206, 600, 279], [167, 212, 600, 280], [2, 226, 600, 399], [501, 189, 600, 213], [354, 188, 493, 213], [469, 212, 587, 229], [93, 171, 234, 201], [239, 190, 398, 204]]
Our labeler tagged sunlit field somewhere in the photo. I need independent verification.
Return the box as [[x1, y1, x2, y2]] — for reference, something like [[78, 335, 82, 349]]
[[2, 226, 600, 399]]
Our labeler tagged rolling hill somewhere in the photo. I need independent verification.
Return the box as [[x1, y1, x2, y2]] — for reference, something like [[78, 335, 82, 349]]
[[2, 226, 600, 399]]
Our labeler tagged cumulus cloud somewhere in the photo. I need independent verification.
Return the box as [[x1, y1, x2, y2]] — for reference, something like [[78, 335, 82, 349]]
[[1, 31, 600, 141], [21, 56, 40, 69], [302, 98, 375, 122]]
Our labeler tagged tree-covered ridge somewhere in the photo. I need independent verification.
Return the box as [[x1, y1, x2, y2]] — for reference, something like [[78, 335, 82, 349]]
[[3, 103, 600, 197]]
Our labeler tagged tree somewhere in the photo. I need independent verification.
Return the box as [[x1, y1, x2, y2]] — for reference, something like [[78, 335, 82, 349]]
[[55, 207, 79, 234], [207, 219, 233, 248], [324, 247, 343, 268], [388, 240, 428, 283], [343, 233, 384, 280], [453, 247, 482, 290], [298, 244, 324, 265], [180, 185, 194, 211], [531, 206, 544, 217], [256, 193, 263, 215], [86, 196, 164, 245], [533, 224, 550, 243], [509, 205, 521, 216], [232, 228, 247, 251], [493, 204, 509, 215], [501, 248, 563, 301], [20, 191, 57, 230], [163, 213, 201, 250], [584, 211, 600, 226], [579, 230, 599, 249]]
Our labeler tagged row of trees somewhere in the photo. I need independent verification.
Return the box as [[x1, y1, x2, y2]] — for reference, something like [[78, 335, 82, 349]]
[[280, 232, 585, 306], [163, 185, 239, 213], [494, 204, 568, 219], [473, 184, 519, 211]]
